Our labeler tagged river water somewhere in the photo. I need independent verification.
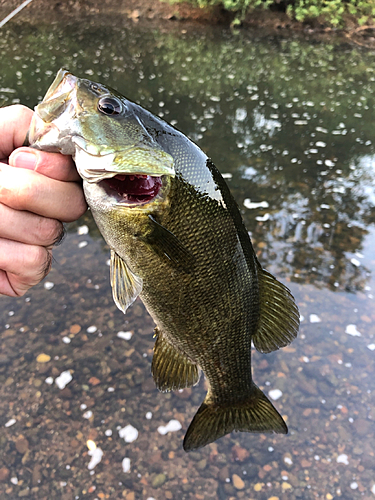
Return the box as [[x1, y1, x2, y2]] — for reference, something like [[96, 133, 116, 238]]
[[1, 16, 375, 500]]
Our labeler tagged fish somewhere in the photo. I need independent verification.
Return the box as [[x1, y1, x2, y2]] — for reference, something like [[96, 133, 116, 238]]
[[28, 69, 300, 451]]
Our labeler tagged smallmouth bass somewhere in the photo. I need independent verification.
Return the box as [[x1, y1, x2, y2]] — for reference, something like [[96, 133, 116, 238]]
[[29, 69, 300, 451]]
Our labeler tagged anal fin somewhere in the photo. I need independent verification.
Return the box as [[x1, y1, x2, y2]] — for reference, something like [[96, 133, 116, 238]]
[[152, 327, 200, 392], [110, 250, 143, 314], [253, 268, 300, 353], [183, 384, 287, 451]]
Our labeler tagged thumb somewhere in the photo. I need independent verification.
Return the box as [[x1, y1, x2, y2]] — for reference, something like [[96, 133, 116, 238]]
[[9, 147, 80, 182]]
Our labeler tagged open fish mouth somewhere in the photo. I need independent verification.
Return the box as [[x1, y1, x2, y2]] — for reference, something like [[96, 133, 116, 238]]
[[100, 173, 163, 205]]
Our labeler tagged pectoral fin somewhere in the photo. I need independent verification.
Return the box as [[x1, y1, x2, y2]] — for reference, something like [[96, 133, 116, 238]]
[[110, 250, 143, 314], [253, 268, 300, 353], [142, 215, 195, 273], [152, 327, 200, 392]]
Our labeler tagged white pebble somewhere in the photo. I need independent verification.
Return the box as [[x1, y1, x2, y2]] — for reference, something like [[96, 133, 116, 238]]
[[44, 282, 54, 290], [78, 225, 89, 235], [122, 457, 131, 473], [157, 419, 182, 435], [107, 387, 115, 392], [324, 159, 335, 167], [309, 314, 321, 323], [350, 258, 360, 267], [87, 325, 97, 333], [315, 141, 326, 147], [83, 410, 93, 419], [284, 457, 293, 465], [78, 241, 88, 248], [45, 377, 54, 385], [117, 331, 133, 340], [337, 454, 349, 465], [350, 482, 358, 489], [345, 324, 361, 337], [255, 213, 270, 222], [55, 371, 73, 390], [145, 412, 153, 420], [268, 389, 283, 401], [4, 418, 16, 427], [367, 344, 375, 351], [105, 429, 112, 437], [10, 477, 18, 485], [244, 199, 269, 210], [372, 484, 375, 494], [87, 447, 103, 470], [118, 424, 138, 443], [62, 336, 71, 344]]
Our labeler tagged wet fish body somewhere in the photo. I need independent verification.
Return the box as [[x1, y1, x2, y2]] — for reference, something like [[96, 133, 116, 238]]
[[29, 69, 299, 451]]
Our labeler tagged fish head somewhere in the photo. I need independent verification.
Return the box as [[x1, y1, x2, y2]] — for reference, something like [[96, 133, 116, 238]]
[[29, 68, 175, 212]]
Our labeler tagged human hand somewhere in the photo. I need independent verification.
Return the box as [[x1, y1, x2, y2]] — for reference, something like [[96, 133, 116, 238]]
[[0, 104, 87, 297]]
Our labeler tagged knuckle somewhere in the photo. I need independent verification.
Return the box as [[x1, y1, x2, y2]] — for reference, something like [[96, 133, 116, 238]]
[[26, 245, 51, 278], [36, 217, 64, 246]]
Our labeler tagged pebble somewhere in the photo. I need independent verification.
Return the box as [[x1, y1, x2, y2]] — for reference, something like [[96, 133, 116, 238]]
[[268, 389, 283, 400], [122, 457, 131, 473], [87, 447, 103, 470], [18, 488, 30, 497], [4, 418, 16, 427], [43, 281, 54, 290], [15, 436, 29, 454], [337, 454, 349, 464], [55, 371, 73, 390], [345, 324, 361, 336], [281, 482, 292, 491], [36, 353, 51, 363], [309, 314, 321, 323], [152, 473, 167, 488], [157, 419, 182, 435], [118, 424, 138, 443], [232, 474, 245, 490], [0, 467, 9, 481], [117, 331, 133, 340]]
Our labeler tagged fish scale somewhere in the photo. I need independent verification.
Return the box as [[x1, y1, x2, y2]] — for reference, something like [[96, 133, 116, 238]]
[[28, 68, 300, 451]]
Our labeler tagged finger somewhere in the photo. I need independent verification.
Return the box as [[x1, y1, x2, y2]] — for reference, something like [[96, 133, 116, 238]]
[[0, 203, 65, 247], [0, 105, 33, 160], [0, 163, 87, 222], [9, 147, 81, 182], [0, 238, 52, 297]]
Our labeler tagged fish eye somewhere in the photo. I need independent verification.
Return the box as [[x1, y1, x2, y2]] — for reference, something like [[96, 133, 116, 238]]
[[97, 96, 123, 116]]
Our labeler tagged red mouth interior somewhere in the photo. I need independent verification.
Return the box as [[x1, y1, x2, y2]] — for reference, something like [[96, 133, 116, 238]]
[[103, 174, 162, 204]]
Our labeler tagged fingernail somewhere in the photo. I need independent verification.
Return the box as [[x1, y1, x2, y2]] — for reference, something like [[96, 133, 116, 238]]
[[12, 151, 38, 170]]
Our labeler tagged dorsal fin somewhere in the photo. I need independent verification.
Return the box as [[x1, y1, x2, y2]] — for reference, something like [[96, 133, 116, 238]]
[[253, 268, 300, 353]]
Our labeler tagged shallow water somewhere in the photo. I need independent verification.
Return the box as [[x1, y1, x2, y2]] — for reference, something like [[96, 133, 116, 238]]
[[1, 17, 375, 500]]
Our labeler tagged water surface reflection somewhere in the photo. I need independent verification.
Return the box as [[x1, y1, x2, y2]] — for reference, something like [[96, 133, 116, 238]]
[[0, 17, 375, 500]]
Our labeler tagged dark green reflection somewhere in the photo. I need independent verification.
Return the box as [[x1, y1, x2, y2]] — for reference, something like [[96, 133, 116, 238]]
[[2, 21, 375, 292]]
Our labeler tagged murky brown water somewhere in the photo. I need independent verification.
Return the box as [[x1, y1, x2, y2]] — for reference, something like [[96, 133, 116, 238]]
[[1, 16, 375, 500]]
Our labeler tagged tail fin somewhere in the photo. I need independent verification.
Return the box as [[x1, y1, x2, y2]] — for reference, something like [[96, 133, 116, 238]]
[[183, 384, 287, 451]]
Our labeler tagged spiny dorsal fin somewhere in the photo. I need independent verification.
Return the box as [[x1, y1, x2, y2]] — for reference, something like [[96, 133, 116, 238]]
[[152, 327, 200, 392], [110, 250, 143, 314], [253, 268, 300, 353], [183, 384, 287, 451]]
